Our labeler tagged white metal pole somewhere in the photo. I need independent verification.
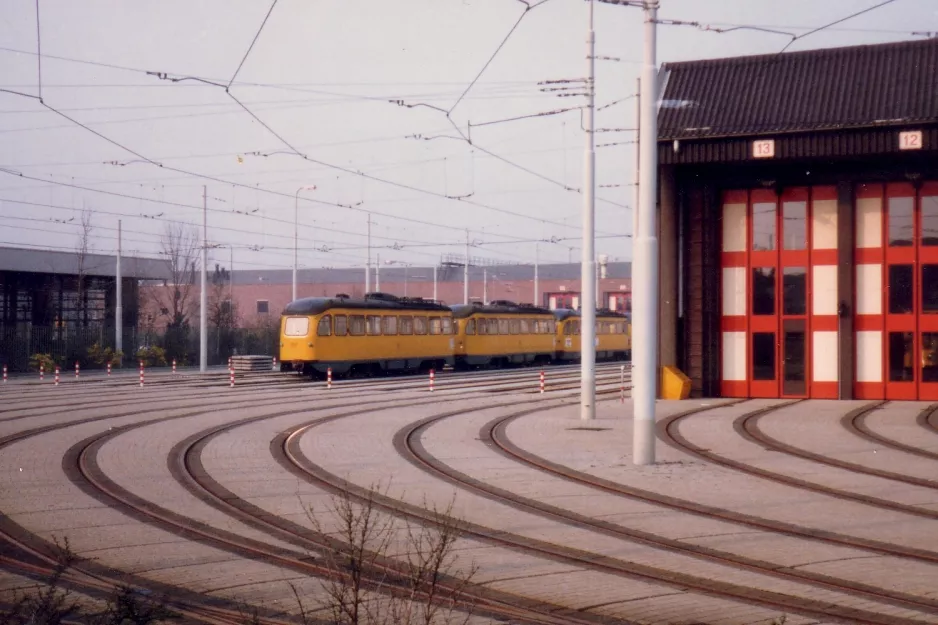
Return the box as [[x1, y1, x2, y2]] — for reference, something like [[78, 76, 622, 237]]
[[376, 253, 381, 291], [464, 230, 470, 305], [404, 266, 408, 297], [580, 0, 597, 421], [115, 219, 122, 360], [293, 189, 299, 302], [483, 268, 488, 305], [200, 186, 208, 373], [633, 0, 659, 465], [365, 213, 371, 293], [229, 245, 234, 308], [534, 241, 540, 306], [433, 265, 438, 301]]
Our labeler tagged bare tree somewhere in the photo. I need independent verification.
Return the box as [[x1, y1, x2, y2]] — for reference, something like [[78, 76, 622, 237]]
[[299, 486, 477, 625], [155, 222, 200, 329], [74, 207, 94, 327]]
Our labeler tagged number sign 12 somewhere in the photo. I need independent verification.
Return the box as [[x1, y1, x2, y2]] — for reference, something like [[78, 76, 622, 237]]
[[899, 131, 922, 150], [752, 139, 775, 159]]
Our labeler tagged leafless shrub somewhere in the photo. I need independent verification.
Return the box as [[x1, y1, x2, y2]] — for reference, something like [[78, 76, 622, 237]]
[[301, 485, 478, 625]]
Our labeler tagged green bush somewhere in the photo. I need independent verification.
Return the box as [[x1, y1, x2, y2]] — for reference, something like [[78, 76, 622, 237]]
[[28, 353, 61, 373], [135, 345, 167, 368], [87, 343, 124, 368]]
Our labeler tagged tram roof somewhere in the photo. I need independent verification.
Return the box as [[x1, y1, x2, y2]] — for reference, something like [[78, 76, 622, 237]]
[[283, 293, 451, 315], [449, 301, 553, 319]]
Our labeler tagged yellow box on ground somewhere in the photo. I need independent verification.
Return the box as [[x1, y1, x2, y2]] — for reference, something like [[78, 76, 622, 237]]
[[660, 365, 691, 400]]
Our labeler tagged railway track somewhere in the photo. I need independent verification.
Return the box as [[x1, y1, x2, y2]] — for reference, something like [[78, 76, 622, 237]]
[[279, 399, 938, 625], [843, 403, 938, 462]]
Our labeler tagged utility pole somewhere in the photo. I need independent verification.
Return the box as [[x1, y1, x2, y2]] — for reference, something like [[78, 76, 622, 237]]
[[376, 253, 381, 291], [633, 0, 659, 464], [294, 185, 316, 301], [534, 241, 540, 307], [365, 213, 371, 293], [580, 0, 597, 421], [115, 219, 122, 361], [229, 245, 234, 311], [200, 186, 208, 373], [483, 268, 488, 305], [464, 229, 470, 305], [433, 265, 438, 301]]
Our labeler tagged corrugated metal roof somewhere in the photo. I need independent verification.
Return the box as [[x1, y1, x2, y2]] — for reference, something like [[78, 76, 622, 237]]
[[0, 246, 168, 279], [659, 38, 938, 141]]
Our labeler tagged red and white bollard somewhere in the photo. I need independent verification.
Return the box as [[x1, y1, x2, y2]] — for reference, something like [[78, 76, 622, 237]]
[[326, 367, 332, 390], [139, 360, 144, 388], [172, 359, 177, 374], [40, 364, 44, 382], [272, 356, 278, 371], [429, 368, 435, 392], [2, 364, 7, 383], [75, 361, 80, 378], [54, 366, 60, 386], [107, 362, 112, 377], [229, 366, 235, 388], [228, 356, 232, 370], [539, 370, 545, 394]]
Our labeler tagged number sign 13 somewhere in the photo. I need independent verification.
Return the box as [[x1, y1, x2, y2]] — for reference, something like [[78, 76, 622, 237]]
[[752, 139, 775, 159]]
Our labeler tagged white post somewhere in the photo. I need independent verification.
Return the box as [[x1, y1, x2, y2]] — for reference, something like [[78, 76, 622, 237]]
[[376, 253, 381, 291], [200, 186, 208, 373], [464, 229, 470, 305], [534, 241, 540, 307], [365, 213, 371, 293], [433, 265, 438, 301], [115, 219, 122, 360], [580, 0, 597, 421], [633, 0, 658, 465], [404, 266, 408, 297], [229, 245, 234, 308], [483, 268, 488, 305], [293, 189, 299, 302]]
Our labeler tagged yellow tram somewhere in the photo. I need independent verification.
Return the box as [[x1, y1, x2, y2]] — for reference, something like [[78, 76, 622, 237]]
[[279, 293, 454, 377], [451, 301, 556, 369], [553, 309, 631, 362]]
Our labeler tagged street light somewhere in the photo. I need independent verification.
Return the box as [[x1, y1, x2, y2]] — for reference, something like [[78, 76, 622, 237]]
[[384, 260, 412, 297], [294, 185, 317, 302]]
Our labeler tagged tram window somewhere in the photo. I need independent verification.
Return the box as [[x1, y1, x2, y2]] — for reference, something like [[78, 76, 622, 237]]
[[888, 196, 914, 247], [414, 316, 428, 335], [465, 319, 476, 335], [496, 318, 508, 334], [783, 267, 807, 315], [317, 315, 332, 336], [752, 268, 776, 316], [349, 315, 366, 336], [399, 316, 413, 335], [888, 265, 914, 314], [574, 321, 581, 335], [284, 317, 310, 337], [487, 319, 499, 334], [923, 266, 938, 313], [923, 333, 938, 382], [382, 316, 398, 335], [429, 317, 443, 335], [782, 200, 807, 250], [888, 332, 914, 381], [923, 196, 938, 246], [509, 319, 520, 334], [563, 322, 573, 336], [519, 319, 530, 334], [442, 318, 453, 335], [366, 316, 381, 335], [752, 202, 777, 251], [752, 333, 775, 380], [334, 315, 348, 336]]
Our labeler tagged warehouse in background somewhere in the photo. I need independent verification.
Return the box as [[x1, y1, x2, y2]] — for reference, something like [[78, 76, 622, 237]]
[[657, 38, 938, 400]]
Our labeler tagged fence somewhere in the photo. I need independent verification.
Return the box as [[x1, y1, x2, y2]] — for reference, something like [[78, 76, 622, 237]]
[[0, 324, 279, 372]]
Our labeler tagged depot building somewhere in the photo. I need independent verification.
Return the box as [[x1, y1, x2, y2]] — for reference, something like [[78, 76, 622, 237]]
[[656, 37, 938, 400]]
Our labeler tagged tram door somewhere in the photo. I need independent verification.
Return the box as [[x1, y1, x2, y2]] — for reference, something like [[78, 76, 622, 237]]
[[884, 182, 938, 400]]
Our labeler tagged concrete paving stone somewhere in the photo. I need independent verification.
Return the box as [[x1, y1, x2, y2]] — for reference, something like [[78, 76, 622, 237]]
[[300, 404, 938, 620], [759, 401, 938, 481], [864, 402, 938, 452], [510, 402, 938, 555]]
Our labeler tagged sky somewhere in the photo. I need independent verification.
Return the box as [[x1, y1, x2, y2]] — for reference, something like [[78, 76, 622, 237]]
[[0, 0, 935, 272]]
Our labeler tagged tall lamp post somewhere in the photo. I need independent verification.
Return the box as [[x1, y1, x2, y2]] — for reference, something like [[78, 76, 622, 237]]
[[294, 185, 317, 302]]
